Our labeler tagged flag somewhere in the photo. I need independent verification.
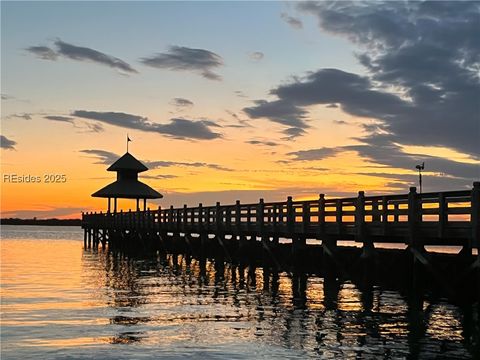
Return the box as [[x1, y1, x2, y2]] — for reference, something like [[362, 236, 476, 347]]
[[127, 135, 132, 142]]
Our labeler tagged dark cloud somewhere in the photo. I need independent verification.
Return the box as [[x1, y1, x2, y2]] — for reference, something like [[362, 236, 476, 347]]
[[287, 132, 480, 184], [245, 1, 479, 179], [281, 13, 303, 29], [140, 45, 223, 80], [282, 127, 307, 140], [249, 51, 264, 61], [26, 45, 58, 60], [1, 135, 17, 150], [80, 149, 118, 165], [1, 94, 14, 100], [44, 115, 74, 123], [358, 172, 474, 192], [171, 97, 194, 108], [72, 110, 222, 140], [296, 1, 480, 158], [246, 140, 279, 147], [26, 40, 137, 74], [81, 149, 232, 172], [243, 99, 309, 129], [288, 147, 341, 161], [43, 115, 104, 133]]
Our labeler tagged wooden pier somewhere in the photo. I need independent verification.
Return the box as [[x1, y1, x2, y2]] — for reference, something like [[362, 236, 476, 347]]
[[82, 183, 480, 300], [82, 183, 479, 253]]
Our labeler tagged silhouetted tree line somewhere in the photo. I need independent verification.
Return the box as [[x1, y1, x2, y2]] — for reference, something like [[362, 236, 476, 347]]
[[0, 218, 81, 226]]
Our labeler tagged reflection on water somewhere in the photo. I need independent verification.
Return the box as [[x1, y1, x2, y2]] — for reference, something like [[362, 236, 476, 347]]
[[1, 227, 479, 359]]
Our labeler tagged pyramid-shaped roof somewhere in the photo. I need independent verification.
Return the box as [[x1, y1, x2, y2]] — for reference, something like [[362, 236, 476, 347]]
[[107, 152, 148, 173], [92, 179, 163, 199]]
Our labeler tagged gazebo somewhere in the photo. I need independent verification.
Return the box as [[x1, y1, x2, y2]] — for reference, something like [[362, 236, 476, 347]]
[[92, 152, 163, 212]]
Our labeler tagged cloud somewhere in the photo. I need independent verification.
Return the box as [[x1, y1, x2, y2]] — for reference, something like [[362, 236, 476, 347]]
[[26, 45, 58, 60], [81, 149, 232, 172], [281, 13, 303, 29], [80, 149, 119, 165], [287, 132, 480, 183], [326, 103, 338, 108], [282, 127, 307, 140], [246, 1, 480, 174], [26, 39, 137, 74], [171, 97, 194, 108], [82, 122, 105, 133], [1, 135, 17, 150], [296, 1, 480, 158], [44, 115, 74, 123], [72, 110, 222, 140], [288, 147, 342, 161], [141, 45, 224, 80], [43, 115, 104, 133], [249, 51, 264, 61], [141, 174, 178, 180], [246, 140, 279, 147], [1, 94, 14, 100], [243, 99, 309, 130]]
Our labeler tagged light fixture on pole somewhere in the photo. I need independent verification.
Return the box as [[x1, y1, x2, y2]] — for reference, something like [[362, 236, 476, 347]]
[[415, 162, 425, 194]]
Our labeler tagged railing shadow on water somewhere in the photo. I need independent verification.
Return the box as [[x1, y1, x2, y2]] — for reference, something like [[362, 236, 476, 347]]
[[82, 245, 480, 359]]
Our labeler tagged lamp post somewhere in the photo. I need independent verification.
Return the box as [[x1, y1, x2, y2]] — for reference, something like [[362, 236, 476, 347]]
[[415, 162, 425, 194]]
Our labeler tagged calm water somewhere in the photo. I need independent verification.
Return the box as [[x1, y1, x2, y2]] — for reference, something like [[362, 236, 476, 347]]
[[1, 225, 478, 359]]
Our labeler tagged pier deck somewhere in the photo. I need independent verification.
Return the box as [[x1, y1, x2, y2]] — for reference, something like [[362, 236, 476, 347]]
[[82, 184, 479, 251]]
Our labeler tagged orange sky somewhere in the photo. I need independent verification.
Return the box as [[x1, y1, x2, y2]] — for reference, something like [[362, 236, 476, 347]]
[[1, 2, 478, 218]]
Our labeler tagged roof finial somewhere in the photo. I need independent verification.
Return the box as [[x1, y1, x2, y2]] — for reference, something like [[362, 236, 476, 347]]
[[127, 134, 132, 153]]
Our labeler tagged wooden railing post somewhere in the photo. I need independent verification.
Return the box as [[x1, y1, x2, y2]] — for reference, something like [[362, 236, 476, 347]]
[[336, 199, 343, 233], [302, 202, 310, 233], [381, 197, 388, 235], [216, 202, 222, 232], [257, 198, 265, 236], [438, 193, 447, 238], [287, 196, 294, 233], [372, 199, 380, 222], [183, 204, 188, 231], [169, 205, 174, 229], [318, 194, 325, 236], [176, 208, 181, 231], [408, 187, 422, 248], [157, 205, 162, 229], [198, 203, 203, 231], [471, 182, 480, 249], [235, 200, 241, 231], [272, 204, 278, 232], [356, 191, 365, 237]]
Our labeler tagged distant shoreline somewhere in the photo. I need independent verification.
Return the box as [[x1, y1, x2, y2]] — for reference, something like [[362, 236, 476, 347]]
[[0, 218, 81, 226]]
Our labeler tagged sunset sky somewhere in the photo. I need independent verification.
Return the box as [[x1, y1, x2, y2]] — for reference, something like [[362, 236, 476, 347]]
[[1, 1, 479, 218]]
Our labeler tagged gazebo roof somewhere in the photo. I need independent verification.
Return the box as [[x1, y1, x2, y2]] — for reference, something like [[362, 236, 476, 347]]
[[92, 179, 163, 199], [107, 152, 148, 173]]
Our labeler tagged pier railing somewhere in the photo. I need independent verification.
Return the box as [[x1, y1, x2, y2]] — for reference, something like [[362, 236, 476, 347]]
[[82, 183, 480, 248]]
